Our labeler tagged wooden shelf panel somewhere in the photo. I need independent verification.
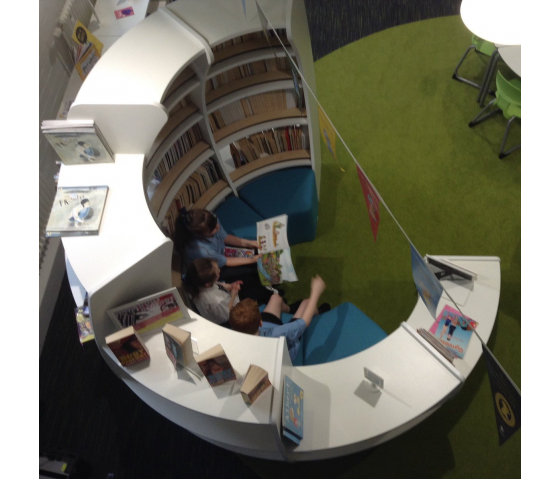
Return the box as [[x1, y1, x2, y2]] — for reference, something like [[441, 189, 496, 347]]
[[163, 77, 200, 112], [212, 37, 290, 64], [150, 142, 211, 215], [206, 70, 292, 105], [229, 150, 311, 183], [208, 47, 294, 79], [147, 103, 199, 159], [193, 180, 231, 210], [213, 107, 306, 144]]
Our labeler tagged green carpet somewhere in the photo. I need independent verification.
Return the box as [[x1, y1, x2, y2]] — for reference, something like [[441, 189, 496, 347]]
[[242, 15, 521, 478]]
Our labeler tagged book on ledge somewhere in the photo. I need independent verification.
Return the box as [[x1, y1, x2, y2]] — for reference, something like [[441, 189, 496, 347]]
[[256, 215, 298, 286], [105, 326, 150, 367], [417, 328, 455, 364], [196, 344, 237, 387], [41, 119, 114, 165], [108, 287, 190, 334], [162, 324, 193, 368], [240, 364, 271, 405], [282, 375, 304, 445], [429, 305, 478, 359], [46, 186, 109, 237]]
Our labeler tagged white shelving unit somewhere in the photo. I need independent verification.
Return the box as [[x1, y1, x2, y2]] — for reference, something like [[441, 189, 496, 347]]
[[60, 0, 501, 462]]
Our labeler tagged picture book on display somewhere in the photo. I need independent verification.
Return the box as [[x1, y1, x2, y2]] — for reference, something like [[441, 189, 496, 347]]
[[256, 215, 298, 286], [71, 20, 103, 80], [108, 287, 190, 334], [417, 328, 455, 364], [41, 119, 114, 165], [196, 344, 237, 387], [224, 247, 255, 258], [46, 186, 109, 237], [240, 364, 271, 405], [162, 324, 194, 368], [282, 375, 304, 445], [105, 326, 150, 367], [429, 305, 478, 359], [75, 307, 94, 344]]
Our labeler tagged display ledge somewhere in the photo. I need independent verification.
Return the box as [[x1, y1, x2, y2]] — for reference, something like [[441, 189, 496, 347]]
[[214, 108, 306, 146], [207, 47, 295, 79], [161, 67, 196, 105], [212, 37, 290, 64], [230, 150, 311, 188], [194, 180, 232, 211], [206, 70, 292, 106], [150, 142, 213, 220], [163, 76, 200, 113], [146, 109, 203, 178]]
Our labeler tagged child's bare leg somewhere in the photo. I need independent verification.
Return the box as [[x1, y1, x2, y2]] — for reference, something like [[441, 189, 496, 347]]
[[263, 294, 285, 320], [293, 299, 318, 319]]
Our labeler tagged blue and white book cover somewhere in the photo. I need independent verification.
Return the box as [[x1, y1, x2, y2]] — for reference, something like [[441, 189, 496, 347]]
[[283, 375, 304, 444], [410, 245, 443, 319]]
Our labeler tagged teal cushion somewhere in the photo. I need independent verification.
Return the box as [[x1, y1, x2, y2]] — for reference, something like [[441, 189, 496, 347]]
[[214, 196, 264, 240], [239, 168, 318, 245], [302, 302, 388, 366]]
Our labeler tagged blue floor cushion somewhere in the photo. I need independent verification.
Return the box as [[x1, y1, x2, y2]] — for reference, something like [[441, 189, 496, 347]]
[[214, 196, 264, 240]]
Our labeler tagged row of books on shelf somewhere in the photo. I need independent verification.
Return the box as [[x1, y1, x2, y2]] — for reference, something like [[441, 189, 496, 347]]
[[208, 90, 299, 132], [206, 56, 293, 91], [153, 123, 204, 181], [103, 285, 303, 444], [210, 29, 287, 54], [230, 125, 307, 165]]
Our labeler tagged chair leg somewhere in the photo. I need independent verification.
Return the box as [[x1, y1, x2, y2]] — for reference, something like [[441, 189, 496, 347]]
[[478, 50, 500, 106], [498, 117, 521, 159], [452, 45, 481, 88], [469, 99, 499, 128]]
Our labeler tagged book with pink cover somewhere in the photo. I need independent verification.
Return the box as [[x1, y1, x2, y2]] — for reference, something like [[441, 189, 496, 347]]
[[429, 305, 478, 359]]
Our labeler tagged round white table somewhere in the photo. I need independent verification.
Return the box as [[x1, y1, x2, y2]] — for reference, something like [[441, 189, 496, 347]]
[[498, 45, 521, 76]]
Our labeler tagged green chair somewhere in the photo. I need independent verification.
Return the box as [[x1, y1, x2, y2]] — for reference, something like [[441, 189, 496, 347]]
[[453, 34, 499, 98], [469, 70, 521, 159]]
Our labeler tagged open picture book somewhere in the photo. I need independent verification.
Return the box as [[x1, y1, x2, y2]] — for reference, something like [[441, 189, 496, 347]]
[[256, 214, 298, 286]]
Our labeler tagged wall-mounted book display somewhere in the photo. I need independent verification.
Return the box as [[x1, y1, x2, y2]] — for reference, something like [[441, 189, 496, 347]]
[[42, 119, 114, 165], [107, 287, 190, 334], [46, 186, 109, 237]]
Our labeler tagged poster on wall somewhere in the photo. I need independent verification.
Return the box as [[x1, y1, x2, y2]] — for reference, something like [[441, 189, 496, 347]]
[[410, 245, 443, 319], [356, 164, 381, 241]]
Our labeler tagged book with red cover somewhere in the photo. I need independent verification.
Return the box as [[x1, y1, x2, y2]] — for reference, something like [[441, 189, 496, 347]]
[[105, 326, 150, 367]]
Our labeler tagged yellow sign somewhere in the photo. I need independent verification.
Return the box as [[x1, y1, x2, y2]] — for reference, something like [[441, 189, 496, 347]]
[[72, 20, 104, 56], [318, 107, 337, 159]]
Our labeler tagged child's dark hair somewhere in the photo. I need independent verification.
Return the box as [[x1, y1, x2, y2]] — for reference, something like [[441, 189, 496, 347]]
[[183, 258, 219, 298], [173, 208, 218, 250], [229, 299, 262, 335]]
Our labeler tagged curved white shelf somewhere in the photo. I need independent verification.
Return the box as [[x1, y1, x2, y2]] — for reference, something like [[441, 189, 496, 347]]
[[208, 47, 295, 79], [163, 76, 201, 112]]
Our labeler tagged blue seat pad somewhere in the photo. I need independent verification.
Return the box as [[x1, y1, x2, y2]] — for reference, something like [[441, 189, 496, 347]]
[[214, 196, 264, 240]]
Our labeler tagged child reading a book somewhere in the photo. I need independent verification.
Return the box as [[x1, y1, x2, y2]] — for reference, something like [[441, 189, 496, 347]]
[[229, 275, 328, 362], [174, 208, 275, 304], [183, 258, 242, 326]]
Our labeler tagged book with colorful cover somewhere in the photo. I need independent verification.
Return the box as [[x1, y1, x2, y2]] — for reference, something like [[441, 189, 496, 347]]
[[429, 305, 478, 359], [196, 344, 237, 387], [46, 186, 109, 237], [224, 246, 255, 258], [108, 287, 190, 334], [75, 307, 94, 344], [282, 375, 304, 445], [105, 326, 150, 367], [71, 20, 103, 80], [240, 364, 271, 405], [162, 323, 193, 368], [256, 215, 298, 286]]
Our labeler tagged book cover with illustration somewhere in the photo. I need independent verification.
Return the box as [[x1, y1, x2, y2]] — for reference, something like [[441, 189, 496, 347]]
[[282, 375, 304, 444], [256, 215, 298, 286], [196, 344, 237, 387], [410, 245, 443, 319], [75, 307, 94, 344], [224, 246, 255, 258], [72, 20, 103, 80], [429, 305, 478, 359], [42, 121, 114, 165], [162, 323, 193, 368], [105, 326, 150, 367], [108, 287, 190, 334], [46, 186, 109, 237]]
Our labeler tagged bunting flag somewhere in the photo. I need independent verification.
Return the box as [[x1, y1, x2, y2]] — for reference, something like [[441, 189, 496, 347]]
[[356, 164, 381, 241], [482, 344, 521, 445], [318, 107, 337, 159], [410, 245, 443, 319], [286, 54, 303, 108]]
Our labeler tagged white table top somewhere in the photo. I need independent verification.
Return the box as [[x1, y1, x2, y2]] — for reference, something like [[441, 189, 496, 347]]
[[460, 0, 522, 46], [498, 45, 521, 76]]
